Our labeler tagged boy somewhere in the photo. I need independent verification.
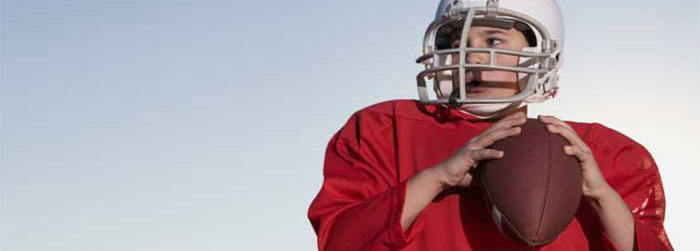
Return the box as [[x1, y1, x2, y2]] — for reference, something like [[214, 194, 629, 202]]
[[308, 0, 673, 250]]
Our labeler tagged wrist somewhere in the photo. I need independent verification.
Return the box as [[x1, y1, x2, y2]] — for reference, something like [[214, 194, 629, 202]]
[[425, 164, 451, 191], [587, 185, 618, 207]]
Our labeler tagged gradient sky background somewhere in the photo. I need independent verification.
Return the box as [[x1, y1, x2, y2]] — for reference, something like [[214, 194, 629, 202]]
[[2, 0, 698, 250]]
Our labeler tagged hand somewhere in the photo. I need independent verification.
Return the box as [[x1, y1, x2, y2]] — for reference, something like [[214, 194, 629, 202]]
[[538, 115, 613, 200], [436, 112, 527, 189]]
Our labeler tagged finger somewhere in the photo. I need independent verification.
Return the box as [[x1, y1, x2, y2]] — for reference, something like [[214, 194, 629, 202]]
[[481, 118, 523, 138], [564, 145, 595, 163], [456, 173, 475, 187], [484, 113, 527, 135], [469, 118, 522, 148], [538, 115, 574, 131], [471, 126, 521, 149], [500, 111, 527, 125], [547, 124, 591, 152], [469, 148, 504, 161]]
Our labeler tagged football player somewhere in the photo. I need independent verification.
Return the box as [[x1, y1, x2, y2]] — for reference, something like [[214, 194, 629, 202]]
[[308, 1, 673, 250]]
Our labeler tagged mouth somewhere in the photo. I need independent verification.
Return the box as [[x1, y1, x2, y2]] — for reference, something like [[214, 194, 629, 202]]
[[463, 72, 488, 94], [467, 81, 488, 94]]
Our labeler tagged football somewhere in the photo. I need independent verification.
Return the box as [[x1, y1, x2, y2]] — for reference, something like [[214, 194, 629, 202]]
[[478, 118, 582, 246]]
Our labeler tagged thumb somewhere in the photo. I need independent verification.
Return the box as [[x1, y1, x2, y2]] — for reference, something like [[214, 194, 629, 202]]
[[456, 174, 473, 187]]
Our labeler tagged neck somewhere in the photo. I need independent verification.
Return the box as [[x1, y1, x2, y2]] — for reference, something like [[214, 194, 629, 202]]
[[514, 105, 528, 116], [478, 105, 528, 122]]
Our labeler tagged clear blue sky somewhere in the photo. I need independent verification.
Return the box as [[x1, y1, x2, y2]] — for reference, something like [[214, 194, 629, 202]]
[[2, 0, 698, 250]]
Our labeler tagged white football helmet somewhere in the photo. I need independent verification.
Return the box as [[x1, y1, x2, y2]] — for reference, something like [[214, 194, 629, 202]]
[[416, 0, 564, 118]]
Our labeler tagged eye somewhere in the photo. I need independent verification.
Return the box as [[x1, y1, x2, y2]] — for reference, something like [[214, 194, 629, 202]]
[[487, 37, 505, 46]]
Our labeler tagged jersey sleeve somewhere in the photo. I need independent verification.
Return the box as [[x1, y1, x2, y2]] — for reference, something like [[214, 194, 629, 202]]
[[586, 123, 674, 251], [307, 109, 424, 251]]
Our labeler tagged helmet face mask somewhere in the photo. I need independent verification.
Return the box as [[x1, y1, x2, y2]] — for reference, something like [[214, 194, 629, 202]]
[[416, 0, 564, 117], [433, 23, 532, 101]]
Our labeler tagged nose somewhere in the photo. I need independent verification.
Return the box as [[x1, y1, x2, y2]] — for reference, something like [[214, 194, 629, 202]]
[[465, 37, 490, 65], [466, 51, 488, 65]]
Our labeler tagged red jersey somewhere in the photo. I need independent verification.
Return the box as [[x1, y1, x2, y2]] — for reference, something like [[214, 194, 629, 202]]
[[308, 100, 673, 251]]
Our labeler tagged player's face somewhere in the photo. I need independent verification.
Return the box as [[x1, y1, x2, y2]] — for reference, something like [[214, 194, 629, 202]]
[[449, 26, 529, 99]]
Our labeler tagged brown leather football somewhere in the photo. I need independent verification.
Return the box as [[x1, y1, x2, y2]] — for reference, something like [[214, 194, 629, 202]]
[[478, 118, 582, 246]]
